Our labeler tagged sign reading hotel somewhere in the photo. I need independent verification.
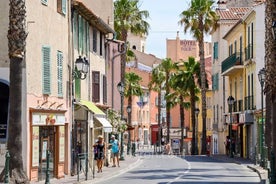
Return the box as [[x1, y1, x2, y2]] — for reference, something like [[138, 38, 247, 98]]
[[180, 40, 196, 51]]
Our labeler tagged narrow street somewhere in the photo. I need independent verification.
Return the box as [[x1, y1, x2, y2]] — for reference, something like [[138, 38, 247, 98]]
[[96, 150, 260, 184]]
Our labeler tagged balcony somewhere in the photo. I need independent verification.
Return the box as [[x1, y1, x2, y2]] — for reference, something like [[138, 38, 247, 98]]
[[244, 96, 254, 110], [221, 52, 244, 76], [245, 44, 253, 61]]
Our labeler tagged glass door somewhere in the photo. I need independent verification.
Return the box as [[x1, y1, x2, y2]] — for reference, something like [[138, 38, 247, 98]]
[[38, 126, 56, 181]]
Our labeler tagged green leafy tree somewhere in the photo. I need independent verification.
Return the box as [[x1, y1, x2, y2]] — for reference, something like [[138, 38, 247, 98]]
[[159, 58, 177, 143], [179, 0, 219, 154], [167, 63, 190, 156], [181, 57, 201, 155], [114, 0, 150, 83], [125, 72, 143, 153], [149, 65, 165, 148]]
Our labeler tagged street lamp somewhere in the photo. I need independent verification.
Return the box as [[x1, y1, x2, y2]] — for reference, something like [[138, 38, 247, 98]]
[[258, 68, 266, 167], [73, 56, 89, 80], [117, 82, 125, 160], [126, 105, 132, 155], [227, 95, 235, 158], [195, 108, 200, 155]]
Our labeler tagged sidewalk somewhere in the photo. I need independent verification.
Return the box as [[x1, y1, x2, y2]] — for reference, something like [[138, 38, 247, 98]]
[[211, 154, 268, 184], [30, 153, 142, 184]]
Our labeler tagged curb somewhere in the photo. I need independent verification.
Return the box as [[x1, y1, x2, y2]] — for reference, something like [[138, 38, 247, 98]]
[[81, 157, 143, 184], [247, 165, 268, 184]]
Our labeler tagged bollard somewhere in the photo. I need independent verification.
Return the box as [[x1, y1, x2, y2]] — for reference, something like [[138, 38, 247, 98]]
[[131, 142, 136, 156], [45, 150, 50, 184], [4, 151, 10, 184]]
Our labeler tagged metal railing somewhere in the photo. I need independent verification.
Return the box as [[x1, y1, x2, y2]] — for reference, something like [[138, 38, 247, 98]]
[[221, 52, 243, 73]]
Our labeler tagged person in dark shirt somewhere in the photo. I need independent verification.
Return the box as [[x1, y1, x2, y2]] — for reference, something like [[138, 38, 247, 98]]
[[94, 135, 106, 173]]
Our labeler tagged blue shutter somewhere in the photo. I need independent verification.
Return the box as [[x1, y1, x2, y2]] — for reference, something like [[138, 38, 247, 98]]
[[216, 73, 219, 90], [62, 0, 66, 14], [213, 42, 218, 59], [57, 51, 63, 97], [42, 46, 51, 94], [41, 0, 48, 5]]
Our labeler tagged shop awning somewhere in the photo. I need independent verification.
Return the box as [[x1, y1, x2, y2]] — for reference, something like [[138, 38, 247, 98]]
[[95, 117, 112, 133], [78, 100, 105, 115]]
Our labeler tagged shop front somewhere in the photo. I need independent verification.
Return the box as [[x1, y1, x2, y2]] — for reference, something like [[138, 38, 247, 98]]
[[30, 110, 67, 181]]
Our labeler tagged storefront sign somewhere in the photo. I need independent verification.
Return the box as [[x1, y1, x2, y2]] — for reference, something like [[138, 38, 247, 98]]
[[59, 126, 65, 162], [32, 113, 65, 126], [32, 127, 39, 167], [162, 128, 186, 137]]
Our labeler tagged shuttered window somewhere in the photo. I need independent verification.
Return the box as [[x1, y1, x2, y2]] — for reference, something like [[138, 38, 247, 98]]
[[57, 0, 67, 15], [78, 15, 84, 54], [41, 0, 48, 5], [93, 28, 97, 53], [212, 73, 219, 91], [92, 71, 100, 102], [75, 79, 81, 99], [42, 46, 51, 94], [213, 42, 218, 59], [57, 51, 63, 97], [102, 75, 107, 104]]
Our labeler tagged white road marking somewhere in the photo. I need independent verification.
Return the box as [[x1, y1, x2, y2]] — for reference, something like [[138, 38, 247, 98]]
[[166, 159, 191, 184]]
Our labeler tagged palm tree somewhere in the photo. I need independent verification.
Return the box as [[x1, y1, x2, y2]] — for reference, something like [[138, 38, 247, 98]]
[[167, 64, 190, 156], [265, 0, 276, 172], [182, 57, 200, 155], [114, 0, 150, 84], [159, 58, 176, 143], [179, 0, 219, 154], [0, 0, 29, 183], [124, 72, 143, 154], [149, 65, 165, 149]]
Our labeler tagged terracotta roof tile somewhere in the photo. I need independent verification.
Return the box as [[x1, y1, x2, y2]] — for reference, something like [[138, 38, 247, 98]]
[[216, 7, 251, 20]]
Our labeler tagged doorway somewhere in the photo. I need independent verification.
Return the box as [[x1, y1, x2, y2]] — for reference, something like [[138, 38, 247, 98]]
[[38, 126, 56, 181]]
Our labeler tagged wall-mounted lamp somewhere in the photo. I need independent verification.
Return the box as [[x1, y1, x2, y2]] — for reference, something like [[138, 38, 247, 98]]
[[73, 56, 89, 80], [272, 21, 276, 40]]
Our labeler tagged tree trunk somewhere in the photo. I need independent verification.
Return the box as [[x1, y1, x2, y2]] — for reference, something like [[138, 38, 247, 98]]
[[198, 19, 207, 155], [265, 0, 276, 177], [166, 73, 170, 144], [0, 0, 29, 183], [190, 87, 196, 155], [180, 96, 185, 155]]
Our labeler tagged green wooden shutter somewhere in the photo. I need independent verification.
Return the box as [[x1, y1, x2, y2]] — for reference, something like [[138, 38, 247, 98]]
[[75, 79, 81, 99], [214, 42, 218, 59], [216, 73, 219, 90], [57, 51, 63, 97], [78, 15, 83, 54], [41, 0, 48, 5], [42, 46, 51, 94], [62, 0, 66, 14]]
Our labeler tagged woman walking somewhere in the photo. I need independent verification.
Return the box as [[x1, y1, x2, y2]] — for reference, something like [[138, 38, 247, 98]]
[[94, 135, 106, 173]]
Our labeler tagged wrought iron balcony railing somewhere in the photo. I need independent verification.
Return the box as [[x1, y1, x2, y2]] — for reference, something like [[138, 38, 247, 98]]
[[221, 52, 243, 73]]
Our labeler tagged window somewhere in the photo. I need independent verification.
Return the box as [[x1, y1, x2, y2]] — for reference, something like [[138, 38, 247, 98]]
[[57, 0, 67, 15], [78, 15, 84, 54], [57, 51, 63, 97], [212, 73, 219, 90], [213, 42, 218, 60], [41, 0, 48, 5], [92, 71, 100, 102], [100, 32, 103, 56], [102, 75, 107, 104], [93, 28, 97, 53], [42, 46, 51, 94]]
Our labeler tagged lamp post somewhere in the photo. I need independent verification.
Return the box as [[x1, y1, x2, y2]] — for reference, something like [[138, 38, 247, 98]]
[[73, 56, 89, 80], [126, 105, 132, 155], [227, 95, 235, 158], [258, 68, 266, 167], [195, 108, 200, 155], [117, 82, 125, 160]]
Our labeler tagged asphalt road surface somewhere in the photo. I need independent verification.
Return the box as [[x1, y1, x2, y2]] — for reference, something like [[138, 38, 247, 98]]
[[97, 151, 260, 184]]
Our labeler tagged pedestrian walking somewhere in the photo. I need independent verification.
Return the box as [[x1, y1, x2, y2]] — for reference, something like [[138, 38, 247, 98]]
[[110, 135, 120, 167], [94, 135, 106, 173]]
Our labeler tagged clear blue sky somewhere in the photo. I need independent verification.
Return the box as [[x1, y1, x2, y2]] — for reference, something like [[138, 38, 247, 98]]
[[140, 0, 192, 59]]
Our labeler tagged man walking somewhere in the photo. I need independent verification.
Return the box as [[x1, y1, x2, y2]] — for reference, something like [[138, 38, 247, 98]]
[[110, 135, 120, 167]]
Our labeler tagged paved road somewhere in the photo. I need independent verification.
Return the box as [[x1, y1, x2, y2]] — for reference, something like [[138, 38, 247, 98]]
[[96, 152, 260, 184]]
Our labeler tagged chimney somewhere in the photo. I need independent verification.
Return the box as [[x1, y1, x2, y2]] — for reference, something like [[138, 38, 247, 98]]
[[217, 0, 227, 10]]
